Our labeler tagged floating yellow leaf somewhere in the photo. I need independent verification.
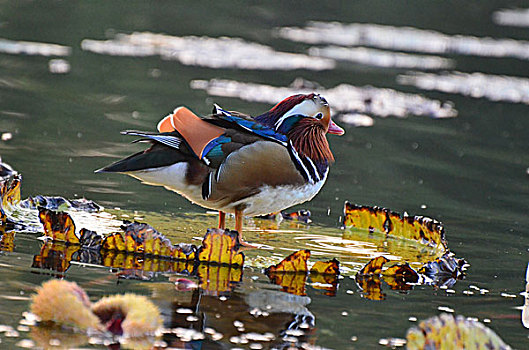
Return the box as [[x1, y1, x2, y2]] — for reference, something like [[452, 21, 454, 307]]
[[264, 250, 311, 296], [38, 209, 80, 244], [311, 258, 340, 275], [383, 263, 419, 290], [344, 202, 447, 250], [196, 263, 242, 295], [197, 228, 244, 266], [266, 250, 311, 274], [406, 313, 511, 350], [358, 256, 389, 275], [102, 232, 126, 251]]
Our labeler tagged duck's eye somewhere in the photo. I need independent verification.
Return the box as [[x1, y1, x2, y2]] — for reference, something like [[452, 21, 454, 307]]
[[314, 112, 324, 119]]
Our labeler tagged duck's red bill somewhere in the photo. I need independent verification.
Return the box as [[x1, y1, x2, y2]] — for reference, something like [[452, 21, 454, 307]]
[[328, 120, 345, 135]]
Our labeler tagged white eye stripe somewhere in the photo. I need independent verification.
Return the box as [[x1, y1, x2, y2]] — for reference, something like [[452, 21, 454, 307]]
[[275, 99, 322, 130]]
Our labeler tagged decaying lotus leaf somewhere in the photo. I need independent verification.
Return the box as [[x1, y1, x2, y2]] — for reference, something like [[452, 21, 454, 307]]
[[101, 222, 196, 261], [309, 259, 340, 295], [102, 232, 126, 251], [1, 174, 21, 209], [267, 269, 308, 296], [406, 313, 511, 350], [266, 250, 311, 274], [0, 230, 15, 252], [265, 250, 311, 296], [383, 263, 419, 290], [310, 258, 340, 275], [32, 241, 79, 274], [38, 209, 80, 244], [343, 202, 447, 250], [419, 251, 467, 279], [197, 228, 244, 266], [196, 263, 243, 295], [358, 256, 389, 275], [355, 274, 385, 301], [310, 273, 338, 296]]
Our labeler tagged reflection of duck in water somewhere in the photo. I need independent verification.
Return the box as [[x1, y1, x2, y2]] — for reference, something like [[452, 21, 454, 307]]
[[97, 94, 344, 245], [164, 282, 315, 349], [30, 279, 162, 337]]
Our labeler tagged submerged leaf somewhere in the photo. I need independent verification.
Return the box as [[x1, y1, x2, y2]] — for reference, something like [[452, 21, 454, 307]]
[[197, 228, 244, 266], [406, 313, 512, 350], [38, 209, 80, 244], [343, 202, 447, 250]]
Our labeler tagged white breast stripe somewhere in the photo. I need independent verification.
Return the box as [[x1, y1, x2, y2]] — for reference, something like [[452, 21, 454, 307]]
[[289, 142, 314, 184], [304, 156, 321, 182]]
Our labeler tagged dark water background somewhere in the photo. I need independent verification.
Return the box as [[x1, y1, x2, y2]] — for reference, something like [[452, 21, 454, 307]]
[[1, 1, 529, 348]]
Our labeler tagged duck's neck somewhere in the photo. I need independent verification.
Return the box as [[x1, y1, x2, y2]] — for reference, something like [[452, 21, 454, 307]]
[[287, 119, 334, 164]]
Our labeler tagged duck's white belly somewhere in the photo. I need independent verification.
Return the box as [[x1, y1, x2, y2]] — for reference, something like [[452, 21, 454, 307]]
[[127, 163, 328, 216]]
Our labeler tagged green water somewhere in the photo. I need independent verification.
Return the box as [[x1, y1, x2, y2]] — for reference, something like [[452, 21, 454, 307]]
[[1, 1, 529, 348]]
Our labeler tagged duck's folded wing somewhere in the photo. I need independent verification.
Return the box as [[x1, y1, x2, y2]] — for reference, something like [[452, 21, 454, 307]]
[[208, 104, 288, 146], [95, 131, 197, 173]]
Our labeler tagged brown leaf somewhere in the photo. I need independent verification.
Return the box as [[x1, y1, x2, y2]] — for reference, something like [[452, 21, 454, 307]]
[[38, 209, 80, 244]]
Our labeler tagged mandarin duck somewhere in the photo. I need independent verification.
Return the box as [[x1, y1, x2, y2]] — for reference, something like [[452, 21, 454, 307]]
[[97, 93, 344, 245]]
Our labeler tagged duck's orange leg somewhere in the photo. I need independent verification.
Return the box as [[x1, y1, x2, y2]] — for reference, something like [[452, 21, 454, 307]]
[[234, 209, 256, 248], [218, 211, 226, 229]]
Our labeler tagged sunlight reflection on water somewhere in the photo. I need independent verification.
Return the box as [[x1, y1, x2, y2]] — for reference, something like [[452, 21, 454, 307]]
[[279, 21, 529, 60], [81, 32, 334, 70], [398, 71, 529, 105]]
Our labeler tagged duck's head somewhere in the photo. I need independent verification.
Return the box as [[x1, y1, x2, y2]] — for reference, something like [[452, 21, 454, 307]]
[[256, 93, 344, 136], [256, 93, 344, 162]]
